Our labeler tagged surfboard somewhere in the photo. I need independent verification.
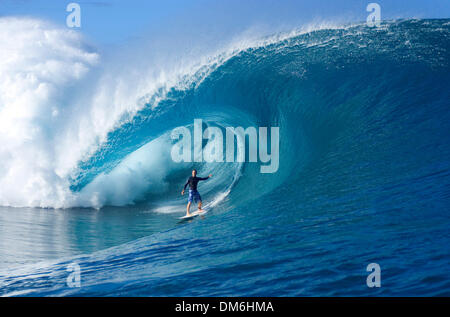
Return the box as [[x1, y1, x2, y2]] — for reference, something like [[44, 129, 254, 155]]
[[179, 209, 207, 220]]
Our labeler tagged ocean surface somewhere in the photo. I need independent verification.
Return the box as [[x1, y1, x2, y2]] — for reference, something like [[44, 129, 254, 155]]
[[0, 19, 449, 296]]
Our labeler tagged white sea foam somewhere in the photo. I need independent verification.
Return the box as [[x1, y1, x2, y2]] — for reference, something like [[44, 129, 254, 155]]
[[0, 17, 98, 208]]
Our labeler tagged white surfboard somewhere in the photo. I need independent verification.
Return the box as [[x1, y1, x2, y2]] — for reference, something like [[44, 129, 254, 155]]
[[179, 209, 207, 220]]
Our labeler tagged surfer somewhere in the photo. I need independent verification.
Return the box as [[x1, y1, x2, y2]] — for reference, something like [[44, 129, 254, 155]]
[[181, 169, 212, 216]]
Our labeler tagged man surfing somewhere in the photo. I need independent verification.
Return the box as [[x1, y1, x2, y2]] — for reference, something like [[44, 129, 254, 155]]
[[181, 169, 212, 217]]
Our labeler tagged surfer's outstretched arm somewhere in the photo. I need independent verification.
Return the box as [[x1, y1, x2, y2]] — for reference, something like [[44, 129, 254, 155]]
[[199, 174, 212, 181]]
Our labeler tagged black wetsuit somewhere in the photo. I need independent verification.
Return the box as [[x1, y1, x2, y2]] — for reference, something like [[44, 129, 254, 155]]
[[183, 176, 209, 191]]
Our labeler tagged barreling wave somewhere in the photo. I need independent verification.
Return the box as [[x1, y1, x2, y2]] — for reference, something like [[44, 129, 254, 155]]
[[1, 17, 450, 297], [0, 18, 449, 212]]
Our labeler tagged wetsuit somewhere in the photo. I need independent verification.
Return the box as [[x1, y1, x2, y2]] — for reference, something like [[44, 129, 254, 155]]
[[183, 176, 209, 202]]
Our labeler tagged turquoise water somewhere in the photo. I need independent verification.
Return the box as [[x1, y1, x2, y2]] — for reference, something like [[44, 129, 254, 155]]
[[0, 19, 449, 296]]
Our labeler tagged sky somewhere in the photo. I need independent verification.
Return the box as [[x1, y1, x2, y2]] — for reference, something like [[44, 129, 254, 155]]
[[1, 0, 450, 47]]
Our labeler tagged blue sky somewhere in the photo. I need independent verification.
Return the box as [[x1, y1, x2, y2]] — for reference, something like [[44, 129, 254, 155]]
[[1, 0, 450, 46]]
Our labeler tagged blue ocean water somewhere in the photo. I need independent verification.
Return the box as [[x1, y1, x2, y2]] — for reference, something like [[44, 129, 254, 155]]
[[0, 19, 449, 296]]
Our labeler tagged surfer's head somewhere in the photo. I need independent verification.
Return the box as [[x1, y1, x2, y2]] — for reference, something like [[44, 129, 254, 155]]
[[192, 169, 197, 177]]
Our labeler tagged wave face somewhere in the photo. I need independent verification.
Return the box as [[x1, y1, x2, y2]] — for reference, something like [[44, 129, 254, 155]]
[[1, 19, 450, 296]]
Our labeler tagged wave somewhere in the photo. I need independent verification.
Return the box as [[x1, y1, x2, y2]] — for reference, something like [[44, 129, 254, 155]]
[[0, 17, 449, 297], [0, 17, 449, 212]]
